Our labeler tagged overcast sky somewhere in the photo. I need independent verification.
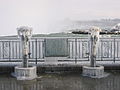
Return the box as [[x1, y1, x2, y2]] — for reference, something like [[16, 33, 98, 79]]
[[0, 0, 120, 36]]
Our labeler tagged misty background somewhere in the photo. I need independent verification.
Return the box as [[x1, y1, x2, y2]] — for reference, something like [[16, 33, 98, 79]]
[[0, 0, 120, 36]]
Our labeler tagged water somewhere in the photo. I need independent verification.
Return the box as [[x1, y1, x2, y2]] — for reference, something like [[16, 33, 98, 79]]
[[0, 71, 120, 90]]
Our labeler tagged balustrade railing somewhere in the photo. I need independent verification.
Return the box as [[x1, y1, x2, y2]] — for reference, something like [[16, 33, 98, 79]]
[[0, 37, 120, 64]]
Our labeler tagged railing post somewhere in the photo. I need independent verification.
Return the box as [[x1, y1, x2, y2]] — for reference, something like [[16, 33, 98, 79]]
[[114, 38, 115, 63], [2, 41, 4, 59], [35, 39, 37, 65], [75, 38, 77, 64], [9, 41, 11, 61], [67, 39, 70, 58], [101, 40, 103, 61], [44, 38, 46, 58], [28, 42, 31, 59]]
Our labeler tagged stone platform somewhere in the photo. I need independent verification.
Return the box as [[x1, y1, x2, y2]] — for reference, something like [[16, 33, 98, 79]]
[[82, 65, 105, 78], [12, 66, 37, 80]]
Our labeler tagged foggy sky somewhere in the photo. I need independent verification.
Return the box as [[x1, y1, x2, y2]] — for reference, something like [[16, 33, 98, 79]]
[[0, 0, 120, 36]]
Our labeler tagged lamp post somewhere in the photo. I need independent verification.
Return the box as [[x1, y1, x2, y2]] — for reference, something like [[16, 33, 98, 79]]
[[89, 26, 101, 67], [17, 26, 32, 67], [82, 26, 105, 78], [12, 26, 37, 80]]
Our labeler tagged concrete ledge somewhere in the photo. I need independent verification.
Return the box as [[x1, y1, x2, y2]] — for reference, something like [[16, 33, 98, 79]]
[[82, 65, 104, 78], [1, 64, 120, 74], [44, 57, 67, 65], [12, 66, 37, 80]]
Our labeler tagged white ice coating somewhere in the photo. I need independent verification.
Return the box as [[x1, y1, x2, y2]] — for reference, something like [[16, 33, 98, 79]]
[[89, 26, 101, 46], [89, 26, 101, 38], [112, 23, 120, 30], [17, 26, 32, 64], [17, 26, 32, 39]]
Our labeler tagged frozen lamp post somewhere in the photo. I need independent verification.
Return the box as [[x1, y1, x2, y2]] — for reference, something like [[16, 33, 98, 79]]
[[90, 26, 101, 67], [17, 26, 32, 67], [82, 26, 105, 78], [12, 26, 37, 80]]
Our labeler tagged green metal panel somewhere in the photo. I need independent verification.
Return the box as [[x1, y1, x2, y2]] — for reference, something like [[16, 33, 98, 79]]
[[45, 39, 68, 57]]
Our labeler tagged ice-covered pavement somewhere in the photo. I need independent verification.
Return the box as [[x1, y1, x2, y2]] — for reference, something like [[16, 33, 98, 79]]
[[0, 61, 120, 67]]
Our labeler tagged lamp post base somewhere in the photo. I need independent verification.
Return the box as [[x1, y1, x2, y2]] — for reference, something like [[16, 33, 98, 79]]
[[82, 65, 107, 78], [12, 66, 37, 80]]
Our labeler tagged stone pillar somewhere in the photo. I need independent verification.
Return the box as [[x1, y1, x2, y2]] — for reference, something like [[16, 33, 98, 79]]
[[89, 26, 101, 67], [17, 26, 32, 67]]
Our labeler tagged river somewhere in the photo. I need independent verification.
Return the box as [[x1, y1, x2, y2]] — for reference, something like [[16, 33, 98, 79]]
[[0, 71, 120, 90]]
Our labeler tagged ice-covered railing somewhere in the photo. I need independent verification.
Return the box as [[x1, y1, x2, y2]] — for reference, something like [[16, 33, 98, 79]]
[[0, 36, 119, 64]]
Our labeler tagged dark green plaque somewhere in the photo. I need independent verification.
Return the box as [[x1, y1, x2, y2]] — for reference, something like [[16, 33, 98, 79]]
[[45, 39, 68, 57]]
